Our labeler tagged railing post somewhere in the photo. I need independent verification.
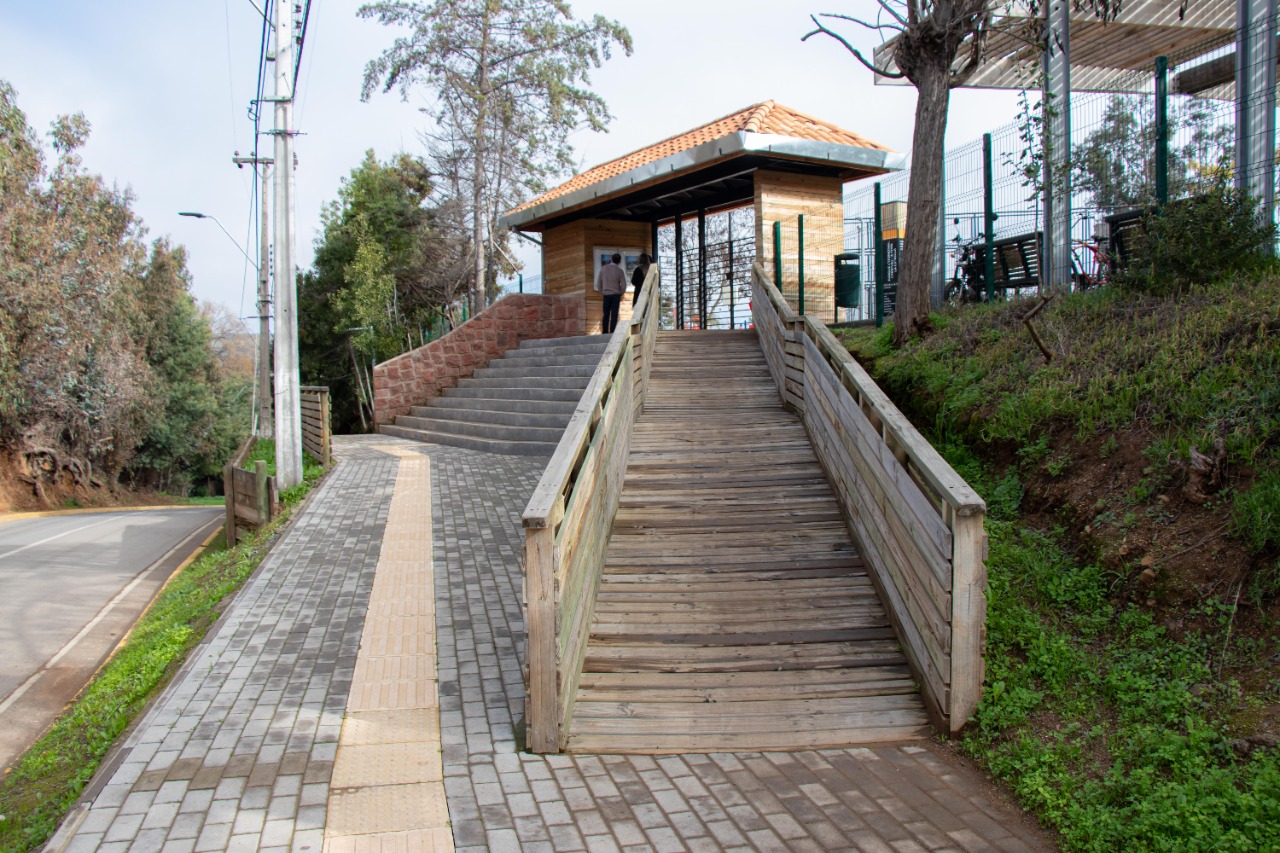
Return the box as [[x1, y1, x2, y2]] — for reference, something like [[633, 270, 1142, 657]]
[[519, 272, 524, 294], [526, 524, 560, 752], [950, 512, 988, 732], [873, 183, 885, 328], [772, 220, 783, 294], [1155, 55, 1169, 207], [797, 214, 806, 315], [982, 133, 996, 303]]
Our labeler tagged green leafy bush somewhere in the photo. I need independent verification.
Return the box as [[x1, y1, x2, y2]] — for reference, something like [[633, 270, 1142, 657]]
[[1117, 182, 1276, 296]]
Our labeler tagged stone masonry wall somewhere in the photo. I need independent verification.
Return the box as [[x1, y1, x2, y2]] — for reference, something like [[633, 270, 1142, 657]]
[[372, 294, 585, 427]]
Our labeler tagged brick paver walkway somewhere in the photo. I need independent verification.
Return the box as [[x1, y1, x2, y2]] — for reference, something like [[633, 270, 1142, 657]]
[[59, 435, 1053, 852], [61, 441, 397, 852]]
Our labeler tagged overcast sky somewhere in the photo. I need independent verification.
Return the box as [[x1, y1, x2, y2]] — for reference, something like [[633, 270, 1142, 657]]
[[1, 1, 1024, 322]]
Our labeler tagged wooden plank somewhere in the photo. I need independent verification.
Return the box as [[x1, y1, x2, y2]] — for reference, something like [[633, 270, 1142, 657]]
[[804, 335, 954, 565], [223, 463, 236, 547]]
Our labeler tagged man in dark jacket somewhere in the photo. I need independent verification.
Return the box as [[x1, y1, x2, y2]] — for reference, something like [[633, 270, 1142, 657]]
[[595, 253, 626, 333]]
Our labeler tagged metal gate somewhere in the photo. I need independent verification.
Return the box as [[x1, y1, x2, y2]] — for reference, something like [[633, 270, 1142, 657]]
[[655, 207, 756, 331]]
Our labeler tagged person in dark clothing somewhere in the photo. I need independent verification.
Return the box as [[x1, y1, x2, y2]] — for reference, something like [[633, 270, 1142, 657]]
[[631, 252, 651, 305], [596, 252, 626, 333]]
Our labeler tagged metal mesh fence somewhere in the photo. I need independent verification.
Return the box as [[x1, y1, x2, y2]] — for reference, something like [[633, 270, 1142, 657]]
[[656, 207, 756, 330], [839, 30, 1262, 317]]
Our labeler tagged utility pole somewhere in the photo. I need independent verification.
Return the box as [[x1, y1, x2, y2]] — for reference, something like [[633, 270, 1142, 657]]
[[271, 0, 302, 488], [232, 154, 274, 438]]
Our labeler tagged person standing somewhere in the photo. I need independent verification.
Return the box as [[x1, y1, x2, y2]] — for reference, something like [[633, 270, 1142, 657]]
[[631, 252, 651, 306], [595, 252, 626, 333]]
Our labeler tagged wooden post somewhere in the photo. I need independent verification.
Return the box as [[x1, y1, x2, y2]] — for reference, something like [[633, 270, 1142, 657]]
[[320, 390, 332, 467], [255, 460, 269, 529], [949, 512, 988, 732], [223, 463, 236, 547], [525, 524, 560, 753]]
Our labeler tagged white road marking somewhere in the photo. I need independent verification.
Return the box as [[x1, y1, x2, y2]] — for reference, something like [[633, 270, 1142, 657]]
[[0, 513, 219, 714], [0, 514, 124, 562]]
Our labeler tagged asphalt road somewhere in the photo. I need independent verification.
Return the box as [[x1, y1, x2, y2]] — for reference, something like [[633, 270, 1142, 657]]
[[0, 506, 223, 771]]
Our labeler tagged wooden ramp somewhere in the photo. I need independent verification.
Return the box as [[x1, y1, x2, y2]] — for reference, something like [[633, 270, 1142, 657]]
[[566, 330, 930, 753]]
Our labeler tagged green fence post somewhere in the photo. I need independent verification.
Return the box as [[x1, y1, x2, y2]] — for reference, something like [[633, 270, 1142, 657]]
[[519, 273, 524, 294], [772, 220, 783, 293], [1155, 55, 1169, 207], [983, 133, 997, 303], [873, 183, 884, 328], [797, 214, 806, 315]]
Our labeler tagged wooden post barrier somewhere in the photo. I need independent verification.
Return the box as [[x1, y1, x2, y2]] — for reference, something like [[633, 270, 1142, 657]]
[[521, 266, 661, 753], [222, 438, 279, 547], [751, 261, 989, 733]]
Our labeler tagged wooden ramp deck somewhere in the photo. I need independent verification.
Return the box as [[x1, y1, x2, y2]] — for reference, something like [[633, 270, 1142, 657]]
[[566, 330, 930, 753]]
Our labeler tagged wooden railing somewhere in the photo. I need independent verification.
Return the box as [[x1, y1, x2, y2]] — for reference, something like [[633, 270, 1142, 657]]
[[300, 386, 332, 467], [751, 262, 988, 732], [522, 268, 661, 753], [223, 437, 276, 547]]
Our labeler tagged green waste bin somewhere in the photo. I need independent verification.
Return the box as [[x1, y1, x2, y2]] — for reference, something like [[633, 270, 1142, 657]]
[[835, 253, 860, 308]]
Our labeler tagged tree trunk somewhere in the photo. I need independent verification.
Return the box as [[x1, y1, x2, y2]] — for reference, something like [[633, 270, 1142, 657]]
[[895, 61, 952, 347], [471, 11, 493, 319]]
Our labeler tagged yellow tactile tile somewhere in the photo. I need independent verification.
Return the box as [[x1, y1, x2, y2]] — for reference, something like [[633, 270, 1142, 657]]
[[326, 451, 452, 850], [323, 828, 454, 853], [326, 783, 450, 835], [332, 742, 443, 787], [339, 709, 440, 746]]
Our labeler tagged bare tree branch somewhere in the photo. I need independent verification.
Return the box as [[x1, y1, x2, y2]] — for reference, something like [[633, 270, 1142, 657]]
[[802, 15, 906, 79]]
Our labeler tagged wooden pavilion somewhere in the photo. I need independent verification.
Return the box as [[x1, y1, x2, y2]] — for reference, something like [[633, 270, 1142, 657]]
[[499, 101, 903, 332]]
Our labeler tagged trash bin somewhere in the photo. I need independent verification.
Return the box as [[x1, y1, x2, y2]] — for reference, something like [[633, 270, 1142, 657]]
[[835, 253, 860, 308]]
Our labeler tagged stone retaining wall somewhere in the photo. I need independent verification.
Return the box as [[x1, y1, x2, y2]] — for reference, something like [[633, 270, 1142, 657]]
[[372, 294, 585, 426]]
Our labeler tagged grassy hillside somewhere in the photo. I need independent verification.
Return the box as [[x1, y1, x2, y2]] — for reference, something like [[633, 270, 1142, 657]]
[[837, 273, 1280, 851]]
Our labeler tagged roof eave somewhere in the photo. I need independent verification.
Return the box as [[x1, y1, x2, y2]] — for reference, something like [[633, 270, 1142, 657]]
[[500, 131, 904, 231]]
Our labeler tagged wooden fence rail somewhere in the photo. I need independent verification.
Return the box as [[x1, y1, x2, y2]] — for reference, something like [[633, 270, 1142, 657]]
[[522, 266, 661, 754], [751, 262, 989, 732], [300, 386, 332, 467]]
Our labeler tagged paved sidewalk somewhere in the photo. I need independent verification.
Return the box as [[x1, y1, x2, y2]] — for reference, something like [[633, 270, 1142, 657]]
[[62, 444, 398, 852], [59, 435, 1053, 852]]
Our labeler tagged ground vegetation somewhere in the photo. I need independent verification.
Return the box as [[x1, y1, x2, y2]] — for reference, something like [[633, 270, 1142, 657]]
[[837, 246, 1280, 848]]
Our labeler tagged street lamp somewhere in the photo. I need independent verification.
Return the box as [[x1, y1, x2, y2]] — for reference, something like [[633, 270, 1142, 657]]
[[179, 210, 273, 439]]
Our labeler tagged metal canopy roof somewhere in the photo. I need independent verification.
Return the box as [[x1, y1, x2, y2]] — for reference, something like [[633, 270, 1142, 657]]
[[499, 132, 905, 232], [500, 102, 905, 232], [871, 0, 1235, 93]]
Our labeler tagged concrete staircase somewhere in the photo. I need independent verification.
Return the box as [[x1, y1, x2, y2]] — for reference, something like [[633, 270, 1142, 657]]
[[378, 334, 610, 456]]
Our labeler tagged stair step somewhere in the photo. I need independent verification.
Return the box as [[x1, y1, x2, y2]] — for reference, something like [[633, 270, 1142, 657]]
[[454, 375, 593, 391], [518, 334, 610, 350], [489, 352, 607, 370], [379, 424, 558, 456], [442, 385, 585, 403], [473, 364, 597, 380], [407, 406, 572, 428], [427, 393, 579, 413], [393, 416, 566, 443]]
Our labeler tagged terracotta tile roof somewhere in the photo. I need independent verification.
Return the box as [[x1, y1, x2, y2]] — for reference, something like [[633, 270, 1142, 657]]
[[507, 101, 892, 216]]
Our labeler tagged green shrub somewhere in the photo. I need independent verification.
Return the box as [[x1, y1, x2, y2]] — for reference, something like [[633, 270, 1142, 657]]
[[1116, 182, 1276, 296]]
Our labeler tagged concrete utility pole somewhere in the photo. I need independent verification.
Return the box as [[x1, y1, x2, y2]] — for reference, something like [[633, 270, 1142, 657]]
[[233, 155, 275, 438], [272, 1, 302, 488]]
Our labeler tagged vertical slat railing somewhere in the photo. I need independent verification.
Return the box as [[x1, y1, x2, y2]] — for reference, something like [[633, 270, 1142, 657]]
[[522, 267, 661, 753], [750, 261, 988, 732]]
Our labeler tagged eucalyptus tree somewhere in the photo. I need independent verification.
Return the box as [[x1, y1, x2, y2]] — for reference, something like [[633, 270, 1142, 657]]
[[360, 0, 633, 316], [805, 1, 1121, 346]]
